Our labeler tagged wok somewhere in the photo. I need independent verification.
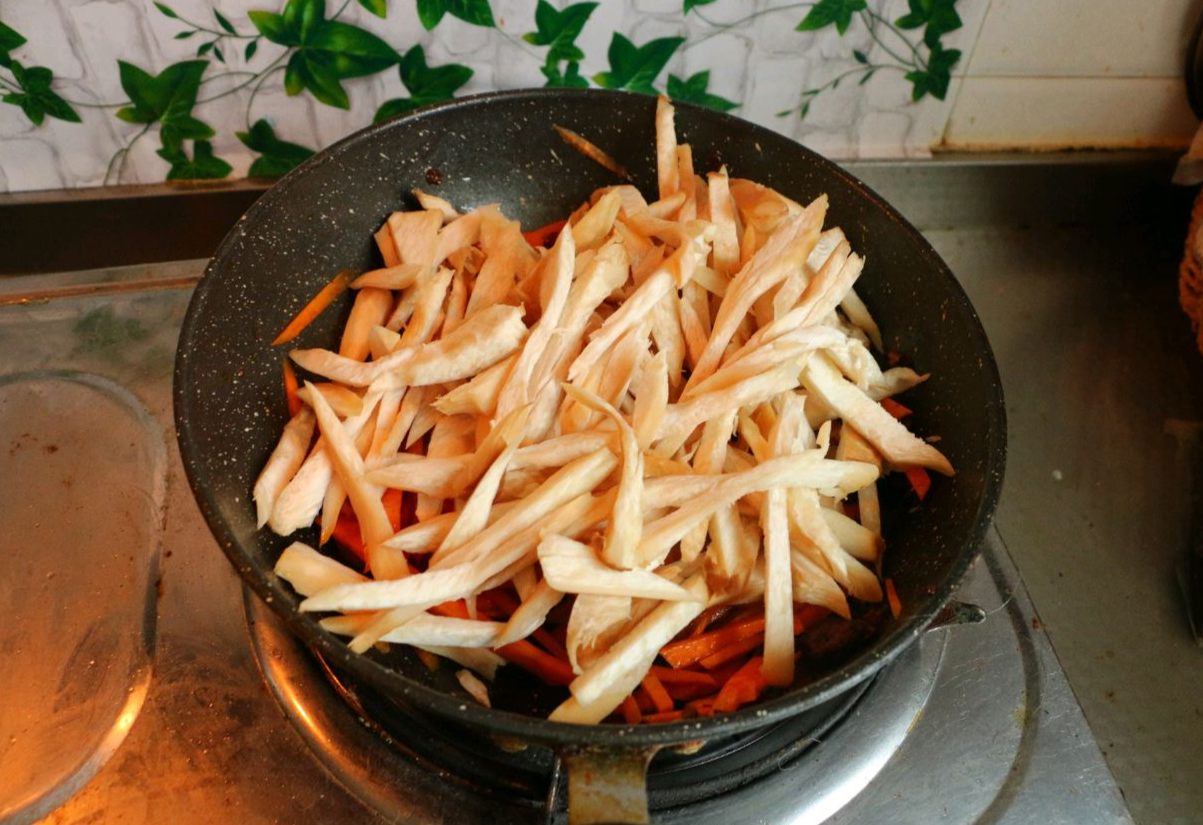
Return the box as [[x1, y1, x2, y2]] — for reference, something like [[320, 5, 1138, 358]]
[[174, 88, 1005, 821]]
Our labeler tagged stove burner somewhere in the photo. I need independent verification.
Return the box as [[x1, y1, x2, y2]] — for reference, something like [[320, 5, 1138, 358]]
[[246, 586, 945, 824], [314, 651, 876, 811]]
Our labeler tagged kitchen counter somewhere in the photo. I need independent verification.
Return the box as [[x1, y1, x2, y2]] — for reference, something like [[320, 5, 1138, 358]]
[[1, 154, 1199, 825]]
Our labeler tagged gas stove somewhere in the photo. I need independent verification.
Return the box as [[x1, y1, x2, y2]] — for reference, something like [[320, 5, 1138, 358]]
[[9, 154, 1186, 825], [245, 527, 1130, 825]]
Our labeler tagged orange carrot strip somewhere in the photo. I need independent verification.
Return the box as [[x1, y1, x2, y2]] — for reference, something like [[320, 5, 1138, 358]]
[[798, 604, 830, 630], [641, 673, 674, 714], [431, 599, 471, 619], [382, 488, 404, 533], [553, 125, 630, 179], [663, 681, 717, 702], [621, 694, 642, 725], [685, 697, 717, 717], [272, 269, 354, 346], [331, 507, 365, 564], [634, 687, 656, 714], [522, 219, 568, 248], [905, 466, 932, 501], [283, 359, 302, 417], [886, 578, 902, 619], [880, 397, 912, 419], [650, 666, 717, 688], [660, 617, 767, 668], [699, 632, 765, 671], [713, 656, 767, 713], [497, 640, 575, 686], [642, 710, 685, 724], [533, 627, 570, 661]]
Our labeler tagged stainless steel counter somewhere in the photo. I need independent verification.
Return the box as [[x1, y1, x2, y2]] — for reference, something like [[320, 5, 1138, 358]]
[[1, 154, 1198, 825]]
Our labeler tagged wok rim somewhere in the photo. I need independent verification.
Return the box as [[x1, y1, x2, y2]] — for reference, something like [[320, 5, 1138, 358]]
[[174, 87, 1006, 748]]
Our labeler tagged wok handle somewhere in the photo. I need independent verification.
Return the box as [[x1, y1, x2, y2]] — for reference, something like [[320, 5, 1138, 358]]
[[925, 599, 987, 632], [557, 745, 660, 825]]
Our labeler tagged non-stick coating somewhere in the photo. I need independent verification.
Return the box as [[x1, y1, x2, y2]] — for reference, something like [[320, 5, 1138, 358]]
[[174, 88, 1005, 748]]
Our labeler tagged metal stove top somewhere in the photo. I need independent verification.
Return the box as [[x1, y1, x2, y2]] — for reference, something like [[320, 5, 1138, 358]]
[[246, 527, 1130, 825], [9, 155, 1193, 825]]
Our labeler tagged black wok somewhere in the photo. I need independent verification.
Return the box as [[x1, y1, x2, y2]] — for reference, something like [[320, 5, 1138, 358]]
[[174, 88, 1005, 820]]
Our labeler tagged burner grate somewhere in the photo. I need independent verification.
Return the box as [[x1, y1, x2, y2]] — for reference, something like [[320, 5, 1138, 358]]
[[315, 652, 876, 811]]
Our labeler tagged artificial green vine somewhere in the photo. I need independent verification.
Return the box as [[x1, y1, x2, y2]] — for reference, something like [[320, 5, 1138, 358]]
[[0, 0, 964, 184]]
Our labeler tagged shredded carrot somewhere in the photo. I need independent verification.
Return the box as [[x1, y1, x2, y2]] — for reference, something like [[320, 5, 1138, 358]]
[[553, 124, 630, 180], [905, 466, 932, 501], [431, 599, 471, 619], [641, 673, 674, 714], [797, 604, 831, 630], [272, 269, 354, 346], [886, 578, 902, 619], [382, 489, 405, 533], [662, 680, 718, 702], [698, 632, 765, 670], [283, 360, 302, 417], [331, 507, 365, 563], [660, 617, 766, 668], [880, 397, 912, 419], [713, 656, 768, 713], [497, 640, 575, 686], [642, 710, 685, 724], [621, 694, 642, 724], [685, 697, 717, 717], [633, 687, 656, 713], [533, 627, 570, 661], [650, 666, 717, 688], [522, 219, 568, 248]]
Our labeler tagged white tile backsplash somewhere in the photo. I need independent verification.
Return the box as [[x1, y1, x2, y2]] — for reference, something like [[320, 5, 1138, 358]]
[[0, 0, 1200, 192], [945, 76, 1198, 149], [968, 0, 1198, 78]]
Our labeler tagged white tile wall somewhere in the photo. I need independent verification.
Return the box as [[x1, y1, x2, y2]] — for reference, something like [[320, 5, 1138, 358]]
[[945, 77, 1198, 149], [942, 0, 1200, 151], [966, 0, 1197, 78], [1, 0, 1201, 191]]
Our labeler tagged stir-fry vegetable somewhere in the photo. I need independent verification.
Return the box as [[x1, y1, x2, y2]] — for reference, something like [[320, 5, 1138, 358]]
[[256, 96, 951, 724]]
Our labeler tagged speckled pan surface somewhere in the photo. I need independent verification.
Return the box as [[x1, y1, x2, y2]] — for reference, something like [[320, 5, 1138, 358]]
[[173, 88, 1005, 747]]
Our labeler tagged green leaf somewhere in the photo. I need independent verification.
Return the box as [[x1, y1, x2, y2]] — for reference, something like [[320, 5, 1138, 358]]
[[666, 71, 737, 112], [903, 41, 960, 101], [197, 41, 215, 56], [524, 1, 597, 64], [245, 39, 259, 60], [284, 0, 326, 43], [357, 0, 388, 17], [236, 118, 315, 176], [284, 52, 305, 95], [294, 51, 350, 108], [683, 0, 716, 12], [153, 2, 179, 20], [858, 68, 876, 85], [115, 59, 207, 125], [248, 11, 295, 45], [307, 20, 399, 74], [214, 9, 236, 33], [541, 60, 588, 89], [0, 20, 26, 67], [257, 0, 400, 107], [796, 0, 866, 35], [213, 44, 226, 63], [174, 30, 196, 39], [853, 49, 867, 64], [159, 139, 232, 180], [375, 44, 472, 121], [591, 33, 683, 95], [4, 61, 82, 126], [415, 0, 495, 30]]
